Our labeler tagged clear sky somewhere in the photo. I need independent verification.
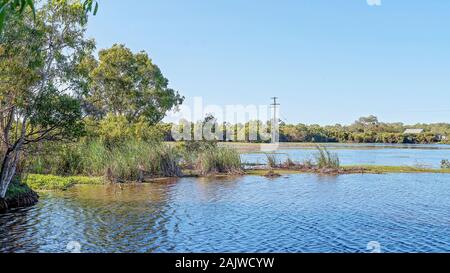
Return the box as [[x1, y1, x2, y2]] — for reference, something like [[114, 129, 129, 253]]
[[87, 0, 450, 125]]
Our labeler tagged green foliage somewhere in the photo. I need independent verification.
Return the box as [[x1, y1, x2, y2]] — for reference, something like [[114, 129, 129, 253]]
[[5, 181, 32, 198], [27, 140, 183, 181], [195, 147, 242, 176], [106, 141, 182, 181], [0, 0, 98, 33], [283, 157, 296, 168], [0, 0, 92, 142], [314, 145, 340, 169], [442, 160, 450, 169], [266, 154, 278, 169], [94, 115, 166, 146], [85, 44, 184, 124], [0, 0, 35, 32], [24, 174, 103, 191], [278, 116, 450, 144], [0, 0, 96, 198]]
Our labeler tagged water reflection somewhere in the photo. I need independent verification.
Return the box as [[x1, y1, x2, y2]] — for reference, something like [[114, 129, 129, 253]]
[[1, 173, 450, 253]]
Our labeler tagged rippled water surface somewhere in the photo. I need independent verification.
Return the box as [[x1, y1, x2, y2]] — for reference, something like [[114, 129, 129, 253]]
[[241, 144, 450, 168], [1, 173, 450, 253]]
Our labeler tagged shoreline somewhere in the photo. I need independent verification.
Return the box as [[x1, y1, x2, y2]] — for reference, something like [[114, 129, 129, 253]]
[[220, 142, 450, 153], [0, 183, 39, 213], [3, 165, 447, 212], [23, 165, 450, 192], [246, 165, 450, 176]]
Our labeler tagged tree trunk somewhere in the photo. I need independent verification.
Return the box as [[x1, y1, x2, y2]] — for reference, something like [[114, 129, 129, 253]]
[[0, 149, 20, 199]]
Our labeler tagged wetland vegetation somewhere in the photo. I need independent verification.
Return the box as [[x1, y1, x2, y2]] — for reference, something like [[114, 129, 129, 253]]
[[1, 0, 449, 211]]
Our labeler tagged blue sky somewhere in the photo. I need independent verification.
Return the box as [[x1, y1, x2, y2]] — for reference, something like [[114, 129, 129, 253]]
[[87, 0, 450, 125]]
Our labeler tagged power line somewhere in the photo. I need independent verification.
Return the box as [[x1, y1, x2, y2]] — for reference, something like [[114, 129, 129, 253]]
[[270, 97, 280, 143]]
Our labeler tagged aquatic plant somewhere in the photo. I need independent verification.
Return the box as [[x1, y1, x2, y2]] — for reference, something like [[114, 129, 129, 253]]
[[442, 160, 450, 169], [314, 145, 340, 169], [24, 174, 104, 191], [196, 147, 242, 175], [27, 140, 182, 182], [282, 157, 296, 168], [266, 154, 278, 169]]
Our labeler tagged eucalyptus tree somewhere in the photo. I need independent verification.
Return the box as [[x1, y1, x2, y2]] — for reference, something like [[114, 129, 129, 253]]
[[86, 44, 184, 125], [0, 0, 98, 32], [0, 0, 94, 199]]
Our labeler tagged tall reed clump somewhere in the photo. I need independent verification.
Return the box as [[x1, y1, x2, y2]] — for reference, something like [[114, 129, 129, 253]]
[[196, 146, 242, 176], [442, 159, 450, 169], [27, 140, 182, 182], [89, 140, 182, 182], [314, 145, 340, 169], [266, 154, 278, 169]]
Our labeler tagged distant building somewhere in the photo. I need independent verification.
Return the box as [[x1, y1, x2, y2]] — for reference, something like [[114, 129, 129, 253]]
[[403, 129, 424, 134]]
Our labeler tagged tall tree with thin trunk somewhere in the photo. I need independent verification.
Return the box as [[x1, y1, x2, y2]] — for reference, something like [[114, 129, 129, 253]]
[[0, 0, 93, 199]]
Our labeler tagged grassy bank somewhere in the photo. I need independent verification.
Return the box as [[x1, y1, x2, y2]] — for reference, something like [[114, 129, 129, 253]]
[[19, 142, 450, 192], [24, 164, 450, 192], [6, 182, 35, 198], [28, 140, 183, 182], [1, 182, 39, 212], [24, 140, 243, 190], [221, 142, 450, 153], [24, 174, 105, 191], [351, 165, 450, 174], [246, 165, 450, 176]]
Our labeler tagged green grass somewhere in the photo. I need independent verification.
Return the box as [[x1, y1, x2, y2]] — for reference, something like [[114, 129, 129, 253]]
[[27, 140, 182, 182], [196, 147, 242, 175], [347, 165, 450, 174], [5, 182, 33, 199], [24, 174, 105, 191], [314, 145, 340, 169], [20, 164, 450, 193], [266, 154, 278, 169], [442, 159, 450, 169], [245, 165, 450, 176]]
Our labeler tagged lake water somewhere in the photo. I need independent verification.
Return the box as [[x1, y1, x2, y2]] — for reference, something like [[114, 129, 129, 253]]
[[1, 173, 450, 253], [241, 144, 450, 168]]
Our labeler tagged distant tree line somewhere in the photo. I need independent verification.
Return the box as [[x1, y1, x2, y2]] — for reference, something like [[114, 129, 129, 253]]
[[166, 115, 450, 144], [279, 115, 449, 144]]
